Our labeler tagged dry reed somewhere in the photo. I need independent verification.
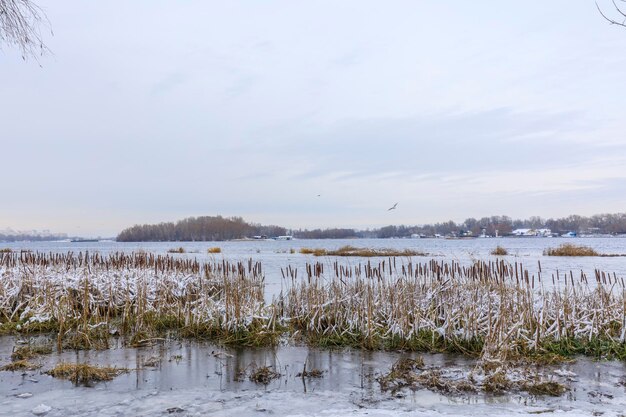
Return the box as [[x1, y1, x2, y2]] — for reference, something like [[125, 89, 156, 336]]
[[491, 246, 508, 256], [2, 250, 626, 362], [0, 251, 277, 347], [46, 363, 127, 385], [300, 245, 426, 257], [544, 244, 599, 257], [0, 359, 41, 371], [283, 257, 626, 360], [167, 247, 186, 254]]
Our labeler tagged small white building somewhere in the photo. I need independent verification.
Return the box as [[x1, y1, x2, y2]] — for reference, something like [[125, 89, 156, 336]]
[[511, 228, 551, 237]]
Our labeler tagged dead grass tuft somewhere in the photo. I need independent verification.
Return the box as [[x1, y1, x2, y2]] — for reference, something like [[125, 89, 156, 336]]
[[483, 370, 512, 393], [11, 344, 52, 361], [491, 246, 508, 256], [522, 380, 569, 396], [207, 247, 221, 254], [297, 368, 324, 378], [0, 359, 41, 371], [377, 357, 425, 392], [62, 329, 109, 351], [143, 356, 161, 367], [301, 245, 426, 257], [46, 363, 128, 385], [544, 244, 599, 257], [167, 247, 186, 254], [300, 248, 327, 256], [249, 366, 281, 384]]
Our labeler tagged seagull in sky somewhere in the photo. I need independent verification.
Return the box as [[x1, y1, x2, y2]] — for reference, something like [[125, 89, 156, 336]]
[[388, 202, 398, 211]]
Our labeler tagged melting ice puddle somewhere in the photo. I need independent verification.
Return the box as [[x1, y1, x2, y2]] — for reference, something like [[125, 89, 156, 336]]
[[1, 337, 626, 417]]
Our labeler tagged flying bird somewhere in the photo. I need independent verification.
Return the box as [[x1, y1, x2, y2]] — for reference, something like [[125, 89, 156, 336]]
[[388, 203, 398, 211]]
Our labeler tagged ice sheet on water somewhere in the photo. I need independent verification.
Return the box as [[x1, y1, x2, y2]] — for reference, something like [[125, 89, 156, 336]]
[[2, 339, 626, 417]]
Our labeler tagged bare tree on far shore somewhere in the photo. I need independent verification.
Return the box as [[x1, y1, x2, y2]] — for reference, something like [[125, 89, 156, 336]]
[[597, 0, 626, 27], [0, 0, 50, 59]]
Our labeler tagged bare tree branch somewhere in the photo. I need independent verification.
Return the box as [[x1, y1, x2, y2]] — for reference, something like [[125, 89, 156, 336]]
[[597, 0, 626, 27], [612, 0, 626, 18], [0, 0, 51, 60]]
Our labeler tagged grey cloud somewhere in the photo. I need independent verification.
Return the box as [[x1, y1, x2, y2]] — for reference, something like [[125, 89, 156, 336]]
[[252, 108, 603, 182]]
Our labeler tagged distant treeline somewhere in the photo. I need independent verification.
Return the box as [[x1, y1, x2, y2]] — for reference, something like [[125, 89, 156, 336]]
[[116, 216, 287, 242], [116, 213, 626, 242], [289, 213, 626, 238], [0, 233, 68, 242], [408, 213, 626, 237]]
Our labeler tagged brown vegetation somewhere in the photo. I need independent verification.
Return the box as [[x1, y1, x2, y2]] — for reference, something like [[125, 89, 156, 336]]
[[46, 363, 128, 385], [0, 359, 41, 371], [490, 246, 508, 256], [378, 358, 568, 396], [522, 380, 569, 396], [300, 245, 426, 257], [544, 244, 599, 257], [207, 247, 222, 254], [296, 368, 324, 378], [2, 250, 626, 364], [167, 247, 185, 253], [249, 366, 281, 384], [11, 344, 52, 361], [0, 251, 276, 347]]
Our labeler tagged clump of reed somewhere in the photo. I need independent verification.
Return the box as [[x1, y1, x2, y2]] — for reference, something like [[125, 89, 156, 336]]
[[522, 379, 568, 396], [46, 363, 128, 385], [0, 359, 41, 371], [377, 357, 425, 392], [249, 365, 281, 384], [299, 245, 426, 257], [0, 248, 12, 253], [0, 251, 277, 348], [207, 247, 222, 254], [3, 346, 44, 371], [283, 257, 626, 360], [11, 343, 52, 361], [378, 357, 569, 396], [300, 248, 327, 256], [490, 246, 508, 256], [3, 250, 626, 364], [143, 356, 161, 367], [167, 247, 186, 253], [544, 244, 599, 256], [296, 368, 324, 378]]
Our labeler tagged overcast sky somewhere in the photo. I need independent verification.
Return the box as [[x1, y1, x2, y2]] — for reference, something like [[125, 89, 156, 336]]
[[2, 1, 626, 237]]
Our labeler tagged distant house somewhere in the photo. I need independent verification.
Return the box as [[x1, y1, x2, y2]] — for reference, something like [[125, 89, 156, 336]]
[[511, 228, 551, 237]]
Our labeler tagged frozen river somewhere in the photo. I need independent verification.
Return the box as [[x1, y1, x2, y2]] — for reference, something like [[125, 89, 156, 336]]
[[2, 237, 626, 416]]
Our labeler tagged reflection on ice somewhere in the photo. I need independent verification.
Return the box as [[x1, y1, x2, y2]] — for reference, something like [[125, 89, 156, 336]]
[[2, 338, 626, 417]]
